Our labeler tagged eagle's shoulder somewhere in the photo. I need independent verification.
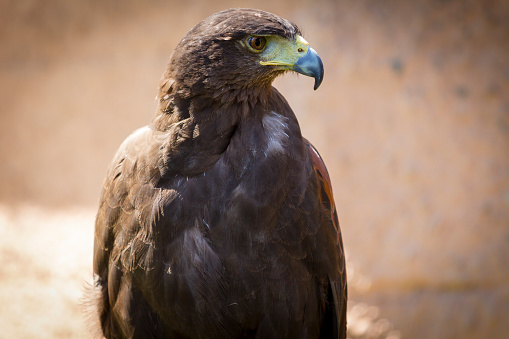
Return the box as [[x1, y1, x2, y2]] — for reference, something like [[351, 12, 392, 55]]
[[93, 126, 164, 275]]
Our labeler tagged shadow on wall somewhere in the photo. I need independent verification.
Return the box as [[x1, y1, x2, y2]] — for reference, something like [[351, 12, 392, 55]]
[[0, 0, 508, 338]]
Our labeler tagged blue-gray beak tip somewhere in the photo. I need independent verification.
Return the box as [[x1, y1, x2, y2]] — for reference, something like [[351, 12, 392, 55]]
[[293, 47, 324, 90]]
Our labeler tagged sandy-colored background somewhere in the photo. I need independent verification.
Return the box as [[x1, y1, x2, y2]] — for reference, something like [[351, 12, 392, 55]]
[[1, 0, 508, 338]]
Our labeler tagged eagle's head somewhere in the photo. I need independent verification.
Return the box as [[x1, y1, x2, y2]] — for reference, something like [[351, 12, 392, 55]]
[[159, 8, 324, 105]]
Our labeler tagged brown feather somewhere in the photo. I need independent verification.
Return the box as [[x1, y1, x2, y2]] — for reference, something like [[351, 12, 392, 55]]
[[88, 8, 346, 339]]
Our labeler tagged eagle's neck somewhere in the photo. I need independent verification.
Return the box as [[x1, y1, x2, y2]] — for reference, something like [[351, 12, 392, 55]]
[[151, 76, 298, 180], [151, 90, 263, 178]]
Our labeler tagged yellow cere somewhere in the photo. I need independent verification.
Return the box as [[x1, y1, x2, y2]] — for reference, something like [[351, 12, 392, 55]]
[[258, 35, 310, 68]]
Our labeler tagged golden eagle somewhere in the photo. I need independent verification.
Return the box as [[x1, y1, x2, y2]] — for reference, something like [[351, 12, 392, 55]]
[[89, 8, 347, 338]]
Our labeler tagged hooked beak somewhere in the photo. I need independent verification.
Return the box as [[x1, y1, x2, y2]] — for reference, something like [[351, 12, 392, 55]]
[[259, 35, 325, 90], [292, 47, 324, 90]]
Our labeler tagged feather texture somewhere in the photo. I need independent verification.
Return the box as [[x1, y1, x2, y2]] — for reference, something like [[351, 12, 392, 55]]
[[89, 8, 346, 339]]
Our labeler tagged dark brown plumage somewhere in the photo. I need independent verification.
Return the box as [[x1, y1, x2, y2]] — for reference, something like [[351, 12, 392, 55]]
[[89, 8, 346, 338]]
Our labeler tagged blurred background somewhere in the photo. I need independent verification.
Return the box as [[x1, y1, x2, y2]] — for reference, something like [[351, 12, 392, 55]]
[[1, 0, 508, 338]]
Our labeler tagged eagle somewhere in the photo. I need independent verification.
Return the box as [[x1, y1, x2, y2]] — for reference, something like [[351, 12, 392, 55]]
[[89, 8, 347, 339]]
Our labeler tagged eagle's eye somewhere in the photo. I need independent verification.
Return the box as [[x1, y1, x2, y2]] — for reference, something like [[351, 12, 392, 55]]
[[248, 36, 266, 52]]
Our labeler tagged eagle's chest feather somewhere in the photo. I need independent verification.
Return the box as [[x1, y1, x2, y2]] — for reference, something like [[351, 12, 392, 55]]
[[120, 109, 323, 332]]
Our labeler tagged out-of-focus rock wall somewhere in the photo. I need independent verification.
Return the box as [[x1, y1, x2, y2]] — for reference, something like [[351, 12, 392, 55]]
[[1, 0, 508, 338]]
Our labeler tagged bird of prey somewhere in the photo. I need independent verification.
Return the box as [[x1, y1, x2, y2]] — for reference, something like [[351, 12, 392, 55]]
[[89, 8, 346, 339]]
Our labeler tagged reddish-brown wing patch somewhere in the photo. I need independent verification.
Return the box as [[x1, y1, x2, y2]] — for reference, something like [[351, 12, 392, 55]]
[[306, 141, 340, 240]]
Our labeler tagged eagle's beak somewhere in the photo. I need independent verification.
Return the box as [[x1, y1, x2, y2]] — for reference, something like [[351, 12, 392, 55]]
[[259, 35, 324, 90], [293, 47, 324, 90]]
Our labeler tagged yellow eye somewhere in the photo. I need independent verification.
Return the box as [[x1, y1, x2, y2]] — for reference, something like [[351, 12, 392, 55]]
[[248, 36, 266, 51]]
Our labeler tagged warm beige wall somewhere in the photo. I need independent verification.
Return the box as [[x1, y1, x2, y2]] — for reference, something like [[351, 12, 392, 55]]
[[1, 0, 508, 338]]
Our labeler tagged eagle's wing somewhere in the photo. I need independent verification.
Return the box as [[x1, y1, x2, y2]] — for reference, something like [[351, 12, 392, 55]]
[[305, 139, 347, 339], [92, 126, 170, 337]]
